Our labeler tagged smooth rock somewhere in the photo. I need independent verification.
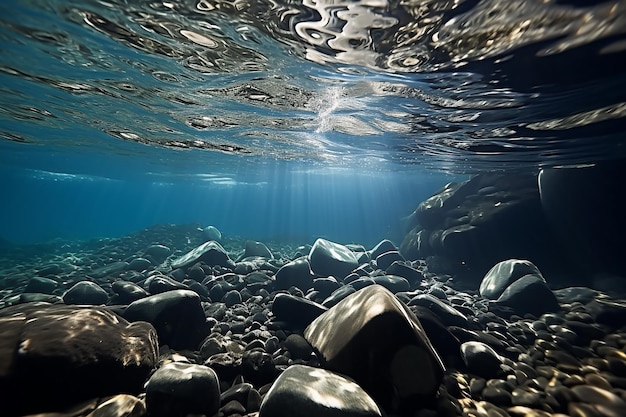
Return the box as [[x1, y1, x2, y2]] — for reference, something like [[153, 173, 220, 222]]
[[408, 294, 468, 327], [0, 303, 157, 416], [460, 341, 503, 379], [148, 275, 189, 294], [24, 276, 58, 294], [127, 257, 152, 272], [201, 225, 222, 241], [112, 280, 149, 303], [145, 362, 220, 417], [259, 365, 382, 417], [372, 275, 410, 293], [123, 289, 208, 350], [376, 251, 405, 271], [494, 274, 560, 317], [480, 259, 544, 300], [274, 257, 315, 291], [385, 261, 423, 285], [170, 240, 233, 269], [63, 281, 109, 305], [284, 334, 313, 360], [241, 240, 274, 259], [144, 244, 172, 263], [308, 238, 359, 279], [304, 285, 445, 415], [370, 239, 399, 260], [271, 293, 328, 330]]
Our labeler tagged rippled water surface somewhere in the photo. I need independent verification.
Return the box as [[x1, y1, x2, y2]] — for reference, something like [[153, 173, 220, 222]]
[[2, 0, 625, 174]]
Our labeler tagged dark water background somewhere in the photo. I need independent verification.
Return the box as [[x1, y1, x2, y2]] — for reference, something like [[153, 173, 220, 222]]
[[1, 0, 625, 245]]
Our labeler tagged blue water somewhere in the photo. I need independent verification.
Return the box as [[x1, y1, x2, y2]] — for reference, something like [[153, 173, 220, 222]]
[[1, 0, 625, 245]]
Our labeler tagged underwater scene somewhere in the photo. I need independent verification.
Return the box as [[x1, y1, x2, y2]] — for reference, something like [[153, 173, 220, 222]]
[[1, 0, 626, 416]]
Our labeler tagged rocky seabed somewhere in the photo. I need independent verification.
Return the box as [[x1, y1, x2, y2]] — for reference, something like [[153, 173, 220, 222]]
[[1, 223, 626, 417]]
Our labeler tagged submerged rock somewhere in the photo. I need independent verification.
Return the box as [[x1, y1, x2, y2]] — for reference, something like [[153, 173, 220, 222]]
[[308, 238, 359, 279], [200, 225, 222, 241], [123, 289, 208, 350], [259, 364, 382, 417], [170, 240, 233, 269], [274, 256, 315, 291], [63, 281, 109, 305], [0, 303, 158, 416], [304, 285, 445, 415], [145, 362, 220, 417], [480, 259, 560, 317]]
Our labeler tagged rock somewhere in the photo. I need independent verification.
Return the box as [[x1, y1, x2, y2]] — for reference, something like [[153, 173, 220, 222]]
[[408, 294, 468, 327], [147, 275, 189, 294], [460, 341, 503, 379], [539, 160, 626, 279], [241, 240, 274, 259], [554, 286, 599, 304], [0, 303, 157, 416], [308, 238, 359, 279], [170, 240, 233, 269], [127, 257, 152, 272], [284, 334, 313, 360], [200, 225, 222, 241], [271, 293, 327, 329], [88, 261, 129, 279], [304, 285, 445, 415], [63, 281, 109, 305], [401, 174, 569, 283], [224, 289, 242, 307], [24, 276, 58, 294], [385, 261, 423, 285], [313, 277, 341, 298], [372, 275, 410, 293], [36, 263, 62, 277], [145, 362, 220, 417], [144, 244, 172, 263], [90, 394, 146, 417], [259, 365, 382, 417], [586, 298, 626, 327], [274, 257, 315, 291], [123, 289, 208, 350], [480, 259, 544, 300], [494, 274, 560, 317], [112, 280, 149, 303], [321, 285, 356, 308], [370, 239, 399, 260], [571, 384, 626, 412], [241, 350, 278, 387], [376, 251, 405, 271]]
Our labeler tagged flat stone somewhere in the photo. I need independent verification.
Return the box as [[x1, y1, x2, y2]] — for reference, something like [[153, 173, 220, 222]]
[[304, 285, 445, 415], [145, 363, 220, 417], [308, 238, 359, 279], [123, 289, 208, 350], [0, 303, 157, 416], [63, 281, 109, 305], [259, 365, 382, 417], [170, 240, 233, 269]]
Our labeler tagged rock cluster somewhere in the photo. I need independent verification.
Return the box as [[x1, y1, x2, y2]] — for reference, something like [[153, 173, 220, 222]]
[[0, 224, 625, 417]]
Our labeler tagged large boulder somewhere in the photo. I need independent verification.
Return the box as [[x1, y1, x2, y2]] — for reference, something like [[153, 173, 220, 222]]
[[274, 256, 315, 291], [400, 173, 569, 283], [308, 238, 359, 279], [539, 160, 626, 279], [0, 303, 158, 416], [304, 285, 444, 415], [259, 365, 382, 417]]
